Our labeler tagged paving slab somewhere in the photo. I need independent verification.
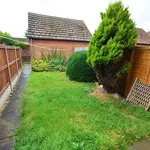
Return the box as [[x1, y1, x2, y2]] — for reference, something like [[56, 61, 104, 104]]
[[0, 64, 31, 150], [128, 139, 150, 150]]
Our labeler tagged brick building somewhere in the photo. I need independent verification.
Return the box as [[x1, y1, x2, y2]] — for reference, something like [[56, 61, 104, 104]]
[[27, 12, 91, 59]]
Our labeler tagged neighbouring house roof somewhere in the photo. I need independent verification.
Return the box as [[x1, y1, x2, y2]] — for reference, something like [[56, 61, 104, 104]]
[[13, 37, 28, 43], [148, 31, 150, 37], [137, 28, 150, 45], [27, 12, 91, 42]]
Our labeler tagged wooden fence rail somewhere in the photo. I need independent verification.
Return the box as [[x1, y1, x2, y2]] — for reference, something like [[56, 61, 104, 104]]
[[0, 44, 22, 109]]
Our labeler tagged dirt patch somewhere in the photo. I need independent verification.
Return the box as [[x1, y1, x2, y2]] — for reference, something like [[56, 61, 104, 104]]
[[89, 87, 118, 102], [74, 112, 87, 120], [109, 130, 120, 139], [70, 112, 92, 132], [127, 114, 136, 119], [89, 82, 122, 101], [89, 87, 108, 99]]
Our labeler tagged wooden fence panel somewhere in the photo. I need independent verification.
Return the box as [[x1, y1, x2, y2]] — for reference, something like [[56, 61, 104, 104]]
[[0, 69, 9, 94], [18, 59, 21, 69], [0, 50, 7, 66], [8, 49, 16, 62], [0, 45, 22, 102], [10, 63, 17, 79], [125, 46, 150, 96], [16, 48, 20, 58]]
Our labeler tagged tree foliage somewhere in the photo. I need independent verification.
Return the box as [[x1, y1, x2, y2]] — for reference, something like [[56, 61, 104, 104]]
[[24, 29, 28, 37], [0, 30, 28, 48], [87, 1, 137, 67], [86, 1, 137, 96]]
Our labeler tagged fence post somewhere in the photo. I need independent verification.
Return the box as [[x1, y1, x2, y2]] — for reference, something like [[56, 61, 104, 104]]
[[146, 67, 150, 84], [125, 49, 135, 96], [20, 48, 22, 69], [14, 46, 19, 75], [4, 45, 13, 90], [30, 38, 34, 59]]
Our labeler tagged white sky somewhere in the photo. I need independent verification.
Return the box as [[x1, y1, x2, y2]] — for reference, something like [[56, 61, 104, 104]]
[[0, 0, 150, 37]]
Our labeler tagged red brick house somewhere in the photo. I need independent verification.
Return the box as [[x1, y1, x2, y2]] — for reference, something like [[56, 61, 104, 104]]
[[27, 12, 91, 59]]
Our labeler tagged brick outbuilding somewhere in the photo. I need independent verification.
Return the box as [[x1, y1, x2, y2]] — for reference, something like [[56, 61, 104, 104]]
[[27, 12, 91, 59]]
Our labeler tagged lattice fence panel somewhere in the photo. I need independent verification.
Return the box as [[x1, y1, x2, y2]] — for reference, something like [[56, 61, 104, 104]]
[[126, 78, 150, 111]]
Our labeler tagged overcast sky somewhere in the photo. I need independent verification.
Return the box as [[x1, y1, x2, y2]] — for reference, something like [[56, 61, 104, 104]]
[[0, 0, 150, 37]]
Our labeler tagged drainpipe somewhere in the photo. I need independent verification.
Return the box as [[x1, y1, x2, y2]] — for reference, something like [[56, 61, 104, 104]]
[[30, 38, 33, 59]]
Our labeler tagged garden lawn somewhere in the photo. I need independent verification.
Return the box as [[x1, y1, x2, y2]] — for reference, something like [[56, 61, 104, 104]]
[[15, 72, 150, 150]]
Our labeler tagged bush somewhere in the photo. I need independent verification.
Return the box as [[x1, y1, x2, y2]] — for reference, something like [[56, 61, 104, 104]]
[[31, 59, 49, 72], [66, 51, 97, 82], [46, 50, 67, 72], [31, 50, 67, 72]]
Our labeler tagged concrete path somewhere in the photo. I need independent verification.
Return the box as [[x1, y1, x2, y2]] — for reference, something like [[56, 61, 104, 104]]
[[128, 139, 150, 150], [0, 64, 31, 150]]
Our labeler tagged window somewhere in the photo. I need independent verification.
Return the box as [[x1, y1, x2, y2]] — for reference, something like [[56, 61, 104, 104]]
[[74, 47, 88, 52]]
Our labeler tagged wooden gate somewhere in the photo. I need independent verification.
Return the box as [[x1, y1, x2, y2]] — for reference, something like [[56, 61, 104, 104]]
[[22, 47, 30, 61], [125, 46, 150, 96]]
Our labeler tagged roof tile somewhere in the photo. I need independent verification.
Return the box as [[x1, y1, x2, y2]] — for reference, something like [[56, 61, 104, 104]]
[[27, 12, 91, 41], [137, 28, 150, 45]]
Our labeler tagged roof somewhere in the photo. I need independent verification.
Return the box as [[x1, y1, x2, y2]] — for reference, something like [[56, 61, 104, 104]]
[[27, 12, 91, 42], [13, 37, 28, 43], [137, 28, 150, 45], [148, 31, 150, 37]]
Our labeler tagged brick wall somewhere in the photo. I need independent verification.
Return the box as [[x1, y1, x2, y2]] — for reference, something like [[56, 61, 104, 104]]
[[30, 39, 89, 59]]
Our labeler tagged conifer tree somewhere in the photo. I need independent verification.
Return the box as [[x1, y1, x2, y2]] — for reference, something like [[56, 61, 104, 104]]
[[87, 1, 137, 96]]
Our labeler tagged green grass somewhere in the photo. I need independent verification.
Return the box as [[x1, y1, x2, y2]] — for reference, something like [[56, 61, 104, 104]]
[[15, 72, 150, 150]]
